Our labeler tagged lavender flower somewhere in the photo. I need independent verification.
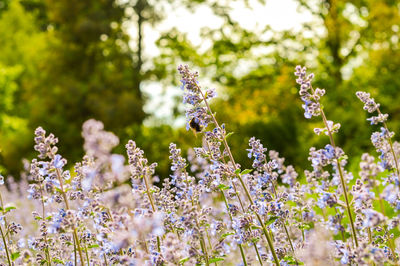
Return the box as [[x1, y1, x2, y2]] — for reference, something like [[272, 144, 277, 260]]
[[178, 64, 214, 131], [294, 65, 324, 119]]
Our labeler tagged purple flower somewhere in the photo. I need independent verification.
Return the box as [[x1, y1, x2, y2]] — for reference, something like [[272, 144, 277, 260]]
[[53, 154, 65, 169]]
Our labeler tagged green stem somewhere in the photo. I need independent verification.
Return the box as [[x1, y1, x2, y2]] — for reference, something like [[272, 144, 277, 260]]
[[103, 253, 108, 266], [200, 237, 209, 266], [142, 170, 162, 253], [367, 227, 372, 244], [271, 182, 295, 254], [253, 242, 263, 266], [283, 222, 295, 253], [85, 245, 90, 266], [239, 244, 248, 266], [0, 193, 10, 243], [205, 230, 217, 266], [334, 208, 346, 242], [377, 109, 400, 186], [190, 196, 209, 266], [55, 168, 85, 265], [220, 189, 249, 266], [0, 224, 11, 266], [199, 89, 279, 265], [319, 106, 358, 247], [39, 184, 52, 266], [73, 231, 77, 265], [372, 173, 385, 215]]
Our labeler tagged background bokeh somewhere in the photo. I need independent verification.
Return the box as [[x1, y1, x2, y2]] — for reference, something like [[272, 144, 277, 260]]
[[0, 0, 400, 180]]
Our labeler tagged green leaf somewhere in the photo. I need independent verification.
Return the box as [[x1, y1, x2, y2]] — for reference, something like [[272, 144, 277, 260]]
[[209, 257, 225, 263], [11, 251, 20, 261], [299, 224, 311, 230], [179, 257, 190, 264], [224, 132, 234, 139], [218, 184, 230, 191], [5, 206, 16, 213], [240, 169, 252, 175], [265, 216, 279, 226], [55, 187, 64, 194], [234, 169, 241, 174], [283, 255, 303, 265], [52, 258, 64, 264], [88, 244, 100, 248], [221, 232, 234, 239]]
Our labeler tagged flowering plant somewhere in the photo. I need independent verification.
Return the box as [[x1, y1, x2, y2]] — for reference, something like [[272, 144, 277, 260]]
[[0, 65, 398, 265]]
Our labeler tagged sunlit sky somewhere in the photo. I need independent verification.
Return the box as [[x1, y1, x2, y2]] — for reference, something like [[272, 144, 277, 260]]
[[128, 0, 314, 124]]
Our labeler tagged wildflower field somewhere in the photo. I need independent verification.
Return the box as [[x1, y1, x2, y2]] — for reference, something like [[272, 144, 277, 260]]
[[0, 63, 399, 266]]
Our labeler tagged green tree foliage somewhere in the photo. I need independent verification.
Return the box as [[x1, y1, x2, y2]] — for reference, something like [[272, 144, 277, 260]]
[[0, 0, 151, 175], [0, 64, 30, 175], [0, 1, 47, 175], [28, 0, 146, 162], [0, 0, 399, 179], [153, 0, 400, 173]]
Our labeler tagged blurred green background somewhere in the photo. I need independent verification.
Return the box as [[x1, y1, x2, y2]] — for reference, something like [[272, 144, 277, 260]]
[[0, 0, 399, 179]]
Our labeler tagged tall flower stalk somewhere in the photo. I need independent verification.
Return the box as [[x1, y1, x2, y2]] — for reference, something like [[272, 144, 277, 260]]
[[126, 140, 162, 253], [33, 127, 85, 265], [0, 187, 11, 266], [178, 65, 280, 265], [356, 91, 400, 182], [295, 65, 359, 247]]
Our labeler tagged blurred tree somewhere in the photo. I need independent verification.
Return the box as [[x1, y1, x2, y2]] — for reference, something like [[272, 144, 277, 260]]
[[0, 1, 48, 176], [0, 0, 399, 179], [25, 0, 146, 162], [295, 0, 400, 156], [0, 64, 31, 175], [153, 0, 400, 174]]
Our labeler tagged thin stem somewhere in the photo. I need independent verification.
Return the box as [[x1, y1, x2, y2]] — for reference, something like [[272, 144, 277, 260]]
[[199, 236, 210, 266], [0, 224, 11, 266], [39, 185, 52, 266], [377, 109, 400, 185], [219, 153, 246, 212], [85, 245, 90, 266], [103, 254, 108, 266], [142, 170, 162, 253], [55, 168, 85, 265], [253, 243, 263, 266], [0, 193, 10, 243], [271, 181, 295, 254], [367, 227, 372, 244], [190, 196, 209, 266], [239, 244, 248, 266], [220, 189, 249, 266], [218, 144, 262, 265], [0, 191, 11, 266], [334, 208, 346, 242], [73, 231, 77, 265], [205, 230, 217, 266], [220, 152, 262, 265], [199, 89, 280, 265], [372, 173, 385, 215], [283, 222, 295, 253], [319, 106, 358, 247], [367, 232, 376, 266]]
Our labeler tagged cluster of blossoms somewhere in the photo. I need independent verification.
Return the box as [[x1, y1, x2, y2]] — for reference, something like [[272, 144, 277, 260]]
[[178, 64, 216, 131], [0, 65, 399, 266]]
